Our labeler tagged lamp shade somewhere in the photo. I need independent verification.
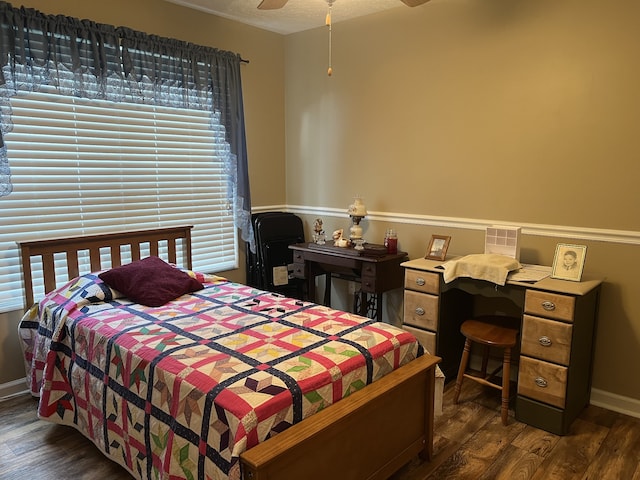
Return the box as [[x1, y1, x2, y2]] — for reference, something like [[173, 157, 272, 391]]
[[348, 197, 367, 216]]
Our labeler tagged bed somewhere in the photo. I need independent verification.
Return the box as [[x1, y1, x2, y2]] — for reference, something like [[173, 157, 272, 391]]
[[17, 225, 442, 480]]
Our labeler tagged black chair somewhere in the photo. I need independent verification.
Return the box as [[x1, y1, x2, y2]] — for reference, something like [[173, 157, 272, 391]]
[[246, 212, 306, 299]]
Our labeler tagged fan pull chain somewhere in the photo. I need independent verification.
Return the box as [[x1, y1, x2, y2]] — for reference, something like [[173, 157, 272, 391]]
[[326, 2, 333, 76]]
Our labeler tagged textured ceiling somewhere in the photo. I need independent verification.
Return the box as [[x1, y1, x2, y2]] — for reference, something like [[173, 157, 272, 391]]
[[164, 0, 413, 35]]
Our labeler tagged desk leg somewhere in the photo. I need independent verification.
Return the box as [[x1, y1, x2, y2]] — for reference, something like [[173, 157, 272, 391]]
[[306, 272, 316, 304], [355, 291, 366, 317], [354, 292, 382, 322], [305, 268, 332, 307], [374, 293, 382, 322], [324, 274, 332, 306]]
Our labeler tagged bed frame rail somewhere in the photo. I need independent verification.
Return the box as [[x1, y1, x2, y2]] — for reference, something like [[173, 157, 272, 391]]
[[19, 225, 193, 310]]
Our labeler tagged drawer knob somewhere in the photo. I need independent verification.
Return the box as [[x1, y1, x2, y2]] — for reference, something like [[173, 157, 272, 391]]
[[415, 277, 426, 286], [535, 377, 548, 388], [542, 301, 556, 311], [415, 307, 425, 316], [538, 336, 552, 347]]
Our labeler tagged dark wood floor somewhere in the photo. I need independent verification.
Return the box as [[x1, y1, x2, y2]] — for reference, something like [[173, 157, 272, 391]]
[[2, 381, 640, 480]]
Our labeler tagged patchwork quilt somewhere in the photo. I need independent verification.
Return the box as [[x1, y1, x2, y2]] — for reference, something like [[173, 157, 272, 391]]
[[19, 271, 423, 480]]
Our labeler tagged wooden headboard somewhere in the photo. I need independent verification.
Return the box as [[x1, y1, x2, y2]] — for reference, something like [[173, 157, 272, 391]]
[[19, 225, 193, 310]]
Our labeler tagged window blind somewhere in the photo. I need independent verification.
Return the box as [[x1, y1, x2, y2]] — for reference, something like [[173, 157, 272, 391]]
[[0, 86, 238, 313]]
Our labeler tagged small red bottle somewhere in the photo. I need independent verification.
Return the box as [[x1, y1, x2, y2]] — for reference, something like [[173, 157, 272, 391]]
[[384, 229, 398, 254]]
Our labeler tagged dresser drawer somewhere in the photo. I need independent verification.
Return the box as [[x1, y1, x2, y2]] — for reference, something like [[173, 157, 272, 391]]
[[404, 269, 440, 295], [403, 290, 438, 331], [518, 356, 567, 409], [521, 315, 572, 366], [402, 325, 436, 355], [525, 290, 575, 322]]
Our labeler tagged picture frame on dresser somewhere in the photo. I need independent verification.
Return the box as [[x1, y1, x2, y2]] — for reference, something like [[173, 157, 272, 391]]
[[551, 243, 587, 281], [425, 235, 451, 261]]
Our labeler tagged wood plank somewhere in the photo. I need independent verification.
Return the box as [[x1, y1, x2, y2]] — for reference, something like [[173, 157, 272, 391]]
[[530, 417, 609, 480], [580, 416, 640, 480], [479, 444, 544, 480], [424, 415, 526, 479], [511, 425, 560, 457]]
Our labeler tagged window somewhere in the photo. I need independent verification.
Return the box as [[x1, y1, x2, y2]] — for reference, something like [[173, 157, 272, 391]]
[[0, 86, 238, 313], [0, 6, 252, 313]]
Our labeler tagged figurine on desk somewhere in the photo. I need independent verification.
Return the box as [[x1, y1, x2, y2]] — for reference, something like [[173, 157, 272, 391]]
[[313, 218, 326, 245], [332, 228, 349, 248]]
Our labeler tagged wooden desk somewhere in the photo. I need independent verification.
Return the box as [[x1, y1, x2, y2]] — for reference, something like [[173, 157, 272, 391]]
[[289, 243, 408, 322], [401, 257, 603, 435]]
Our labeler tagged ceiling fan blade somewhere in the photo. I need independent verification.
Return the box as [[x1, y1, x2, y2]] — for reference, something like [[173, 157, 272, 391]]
[[400, 0, 431, 6], [257, 0, 290, 10]]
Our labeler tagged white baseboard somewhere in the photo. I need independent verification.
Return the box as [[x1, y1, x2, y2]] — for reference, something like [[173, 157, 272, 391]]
[[590, 388, 640, 419], [0, 377, 28, 401]]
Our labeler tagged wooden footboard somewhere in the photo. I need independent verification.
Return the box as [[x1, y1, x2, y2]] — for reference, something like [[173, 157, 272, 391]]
[[240, 353, 441, 480]]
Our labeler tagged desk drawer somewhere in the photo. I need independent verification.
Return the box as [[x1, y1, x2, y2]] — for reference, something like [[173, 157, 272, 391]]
[[521, 315, 572, 366], [403, 290, 438, 331], [518, 356, 567, 409], [525, 290, 575, 322], [404, 269, 440, 295], [361, 263, 377, 277], [360, 274, 377, 293], [291, 262, 306, 279], [402, 325, 436, 355]]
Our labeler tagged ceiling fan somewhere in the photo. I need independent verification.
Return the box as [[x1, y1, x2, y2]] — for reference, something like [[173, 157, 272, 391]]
[[258, 0, 431, 9], [257, 0, 431, 76]]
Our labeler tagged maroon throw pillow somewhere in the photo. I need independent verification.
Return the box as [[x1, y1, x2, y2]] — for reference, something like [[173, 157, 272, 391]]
[[99, 256, 203, 307]]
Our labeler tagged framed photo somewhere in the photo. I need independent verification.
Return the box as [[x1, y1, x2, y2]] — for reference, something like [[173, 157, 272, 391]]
[[552, 243, 587, 281], [425, 235, 451, 261]]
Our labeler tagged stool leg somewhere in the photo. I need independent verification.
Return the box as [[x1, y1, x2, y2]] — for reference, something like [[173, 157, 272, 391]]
[[501, 347, 511, 425], [454, 339, 472, 404], [481, 345, 490, 378]]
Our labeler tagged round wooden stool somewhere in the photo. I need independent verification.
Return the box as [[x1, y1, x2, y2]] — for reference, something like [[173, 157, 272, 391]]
[[453, 315, 519, 425]]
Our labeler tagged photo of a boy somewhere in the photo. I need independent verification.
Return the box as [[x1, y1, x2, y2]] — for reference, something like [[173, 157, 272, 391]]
[[552, 244, 586, 281]]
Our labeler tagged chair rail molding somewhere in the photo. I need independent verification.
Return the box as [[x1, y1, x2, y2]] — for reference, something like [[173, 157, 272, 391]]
[[253, 204, 640, 246]]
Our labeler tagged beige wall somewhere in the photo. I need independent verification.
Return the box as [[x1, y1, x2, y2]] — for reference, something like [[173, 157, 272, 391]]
[[283, 0, 640, 405], [0, 0, 285, 386]]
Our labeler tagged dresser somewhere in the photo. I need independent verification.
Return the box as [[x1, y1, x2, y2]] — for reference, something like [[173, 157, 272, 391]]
[[401, 257, 602, 435]]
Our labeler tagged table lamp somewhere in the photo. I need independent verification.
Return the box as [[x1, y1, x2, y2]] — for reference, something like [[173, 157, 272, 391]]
[[348, 196, 367, 250]]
